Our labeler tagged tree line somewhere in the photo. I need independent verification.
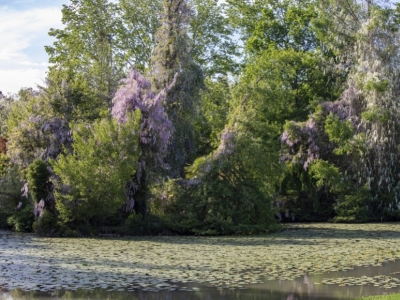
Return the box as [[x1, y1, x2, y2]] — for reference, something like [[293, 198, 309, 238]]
[[1, 0, 400, 236]]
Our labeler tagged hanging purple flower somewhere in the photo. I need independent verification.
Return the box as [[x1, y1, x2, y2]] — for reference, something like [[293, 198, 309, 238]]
[[111, 70, 177, 212], [111, 70, 176, 161]]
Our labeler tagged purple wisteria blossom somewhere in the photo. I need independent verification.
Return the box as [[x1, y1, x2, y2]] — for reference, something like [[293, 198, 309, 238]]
[[281, 80, 364, 170], [111, 70, 176, 161], [111, 70, 177, 212], [281, 116, 327, 170]]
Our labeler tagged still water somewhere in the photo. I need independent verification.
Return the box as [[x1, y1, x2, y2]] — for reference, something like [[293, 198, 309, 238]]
[[2, 224, 400, 300], [2, 260, 400, 300]]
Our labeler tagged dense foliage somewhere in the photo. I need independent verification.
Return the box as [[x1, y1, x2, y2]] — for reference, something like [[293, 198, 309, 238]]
[[1, 0, 400, 236], [51, 113, 141, 230]]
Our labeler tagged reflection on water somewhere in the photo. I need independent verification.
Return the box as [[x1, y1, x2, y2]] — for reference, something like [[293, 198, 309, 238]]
[[0, 286, 351, 300], [2, 260, 400, 300]]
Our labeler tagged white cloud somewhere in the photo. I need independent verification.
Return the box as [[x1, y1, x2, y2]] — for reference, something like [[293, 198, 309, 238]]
[[0, 6, 62, 94], [0, 68, 47, 95]]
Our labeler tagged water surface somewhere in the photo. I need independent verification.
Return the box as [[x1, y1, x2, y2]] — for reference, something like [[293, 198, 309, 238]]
[[2, 224, 400, 299]]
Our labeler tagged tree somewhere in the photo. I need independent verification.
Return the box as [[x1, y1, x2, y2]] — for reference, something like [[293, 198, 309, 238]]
[[0, 136, 8, 178], [115, 0, 162, 72], [26, 159, 56, 223], [160, 118, 282, 234], [111, 69, 176, 214], [228, 0, 340, 122], [224, 0, 345, 221], [6, 88, 73, 169], [26, 159, 51, 205], [150, 0, 204, 178], [195, 76, 232, 156], [43, 70, 109, 123], [51, 113, 141, 227], [46, 0, 120, 104], [0, 91, 13, 137], [189, 0, 239, 76], [281, 1, 400, 221]]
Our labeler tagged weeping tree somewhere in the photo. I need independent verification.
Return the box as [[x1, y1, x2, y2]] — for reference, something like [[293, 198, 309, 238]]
[[282, 1, 400, 221], [164, 125, 282, 234], [354, 5, 400, 218], [155, 90, 282, 234], [150, 0, 204, 178]]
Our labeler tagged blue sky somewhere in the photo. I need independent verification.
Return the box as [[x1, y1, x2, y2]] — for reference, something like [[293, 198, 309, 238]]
[[0, 0, 68, 95]]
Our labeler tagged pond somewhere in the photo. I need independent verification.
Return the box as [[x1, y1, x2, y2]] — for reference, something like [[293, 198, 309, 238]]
[[1, 223, 400, 299]]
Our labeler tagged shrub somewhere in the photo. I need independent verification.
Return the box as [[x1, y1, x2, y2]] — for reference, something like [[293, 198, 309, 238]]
[[26, 159, 50, 204], [7, 204, 34, 232], [161, 160, 278, 235], [32, 210, 59, 236], [51, 113, 141, 227], [332, 187, 371, 223]]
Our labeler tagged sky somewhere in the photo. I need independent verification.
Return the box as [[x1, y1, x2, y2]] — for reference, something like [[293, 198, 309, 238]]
[[0, 0, 68, 95]]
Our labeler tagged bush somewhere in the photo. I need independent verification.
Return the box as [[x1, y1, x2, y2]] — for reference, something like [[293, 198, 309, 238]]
[[32, 210, 59, 236], [160, 160, 278, 235], [51, 113, 141, 226], [276, 164, 336, 222], [26, 159, 50, 204], [332, 187, 371, 223], [0, 164, 27, 229], [7, 204, 34, 232]]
